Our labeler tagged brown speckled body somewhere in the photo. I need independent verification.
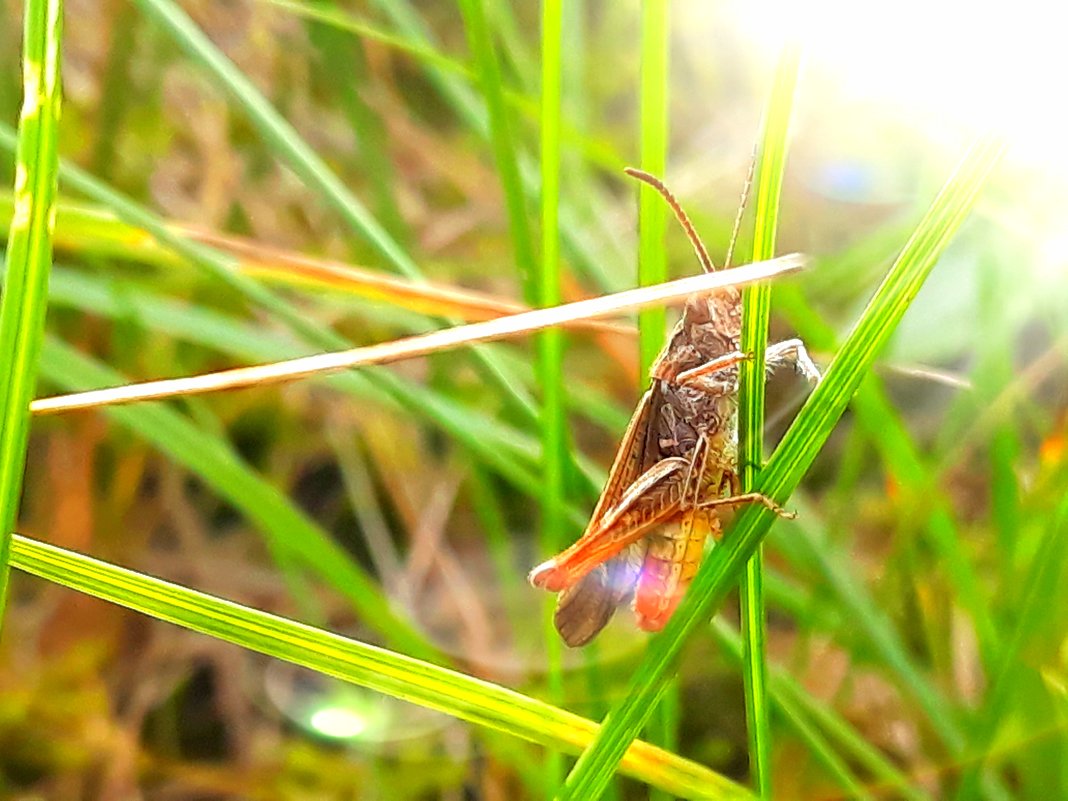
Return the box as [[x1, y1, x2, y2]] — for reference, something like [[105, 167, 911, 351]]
[[529, 288, 745, 646]]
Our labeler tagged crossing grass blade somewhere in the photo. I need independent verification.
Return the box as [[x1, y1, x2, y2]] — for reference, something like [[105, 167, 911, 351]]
[[711, 619, 933, 801], [133, 0, 544, 430], [555, 135, 1006, 800], [0, 0, 62, 623], [539, 0, 568, 788], [0, 121, 608, 539], [9, 531, 754, 801]]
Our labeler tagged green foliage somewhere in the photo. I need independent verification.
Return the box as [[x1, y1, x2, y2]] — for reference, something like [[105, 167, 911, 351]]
[[0, 0, 1062, 798]]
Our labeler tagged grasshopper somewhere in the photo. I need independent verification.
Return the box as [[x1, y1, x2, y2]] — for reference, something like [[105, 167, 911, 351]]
[[528, 168, 819, 647]]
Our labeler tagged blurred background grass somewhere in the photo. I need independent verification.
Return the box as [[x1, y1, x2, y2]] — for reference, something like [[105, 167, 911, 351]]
[[1, 0, 1066, 798]]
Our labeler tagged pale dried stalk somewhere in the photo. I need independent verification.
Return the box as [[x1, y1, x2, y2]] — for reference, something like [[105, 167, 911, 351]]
[[31, 254, 806, 416]]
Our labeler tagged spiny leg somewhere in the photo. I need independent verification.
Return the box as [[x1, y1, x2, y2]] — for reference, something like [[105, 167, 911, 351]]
[[675, 340, 820, 391], [698, 491, 796, 519]]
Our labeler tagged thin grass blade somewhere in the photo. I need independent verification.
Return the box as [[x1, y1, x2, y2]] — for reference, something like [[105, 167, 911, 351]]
[[0, 0, 62, 622], [737, 45, 801, 797]]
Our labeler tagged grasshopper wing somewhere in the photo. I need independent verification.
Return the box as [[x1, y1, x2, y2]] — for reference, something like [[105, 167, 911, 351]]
[[534, 385, 666, 645], [554, 544, 644, 647]]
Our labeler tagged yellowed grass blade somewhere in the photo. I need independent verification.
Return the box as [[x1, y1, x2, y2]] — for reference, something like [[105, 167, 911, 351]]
[[185, 227, 629, 335]]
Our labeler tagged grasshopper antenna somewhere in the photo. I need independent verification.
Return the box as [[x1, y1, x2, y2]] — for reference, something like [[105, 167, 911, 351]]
[[624, 167, 716, 274], [723, 145, 758, 270]]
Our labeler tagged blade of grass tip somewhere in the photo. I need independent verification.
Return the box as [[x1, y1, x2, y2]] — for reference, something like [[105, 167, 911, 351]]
[[635, 4, 675, 796], [540, 0, 567, 789], [458, 0, 538, 306], [9, 532, 754, 801], [0, 0, 62, 626], [737, 44, 801, 798], [556, 136, 1006, 801]]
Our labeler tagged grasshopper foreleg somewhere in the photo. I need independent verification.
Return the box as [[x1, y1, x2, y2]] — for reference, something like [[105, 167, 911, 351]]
[[676, 339, 820, 391]]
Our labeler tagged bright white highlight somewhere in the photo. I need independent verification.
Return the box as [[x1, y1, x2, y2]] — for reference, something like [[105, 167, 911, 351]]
[[309, 706, 369, 739], [722, 0, 1068, 175]]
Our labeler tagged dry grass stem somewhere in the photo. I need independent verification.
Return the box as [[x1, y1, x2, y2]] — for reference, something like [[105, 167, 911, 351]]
[[31, 254, 806, 415]]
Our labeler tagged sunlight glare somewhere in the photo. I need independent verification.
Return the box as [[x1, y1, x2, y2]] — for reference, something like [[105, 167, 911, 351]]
[[309, 705, 369, 740], [723, 0, 1068, 176]]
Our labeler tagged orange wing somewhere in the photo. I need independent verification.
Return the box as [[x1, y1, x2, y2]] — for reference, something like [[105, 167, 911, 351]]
[[542, 385, 663, 646]]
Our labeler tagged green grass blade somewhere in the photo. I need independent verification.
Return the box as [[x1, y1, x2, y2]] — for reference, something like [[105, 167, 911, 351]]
[[712, 619, 932, 801], [557, 136, 1006, 800], [9, 532, 753, 801], [635, 8, 674, 793], [636, 0, 669, 378], [540, 0, 567, 789], [956, 494, 1068, 796], [0, 124, 588, 535], [306, 24, 409, 244], [261, 0, 479, 83], [0, 122, 349, 351], [39, 267, 598, 533], [774, 282, 996, 751], [459, 0, 537, 305], [0, 0, 62, 622], [89, 11, 134, 178], [737, 45, 801, 797]]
